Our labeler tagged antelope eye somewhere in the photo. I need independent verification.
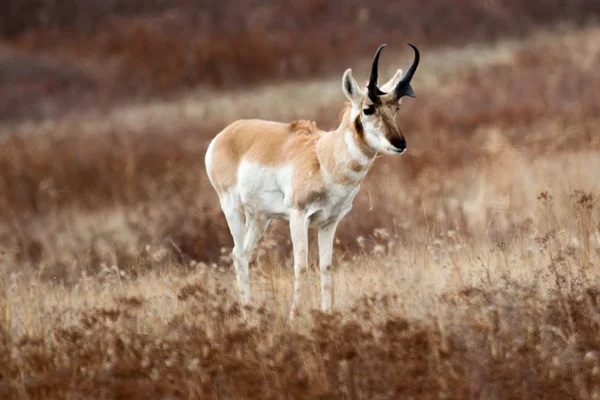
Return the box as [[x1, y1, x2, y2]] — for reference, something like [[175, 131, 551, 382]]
[[363, 105, 375, 115]]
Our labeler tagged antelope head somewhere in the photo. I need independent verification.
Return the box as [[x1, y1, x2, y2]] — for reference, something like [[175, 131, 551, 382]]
[[341, 43, 420, 155]]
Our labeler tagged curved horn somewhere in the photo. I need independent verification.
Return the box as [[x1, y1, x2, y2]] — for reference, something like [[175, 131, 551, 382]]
[[367, 44, 387, 103], [394, 43, 420, 99]]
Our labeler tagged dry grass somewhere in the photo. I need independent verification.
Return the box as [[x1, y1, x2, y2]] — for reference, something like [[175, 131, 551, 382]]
[[1, 7, 600, 399], [1, 192, 600, 398]]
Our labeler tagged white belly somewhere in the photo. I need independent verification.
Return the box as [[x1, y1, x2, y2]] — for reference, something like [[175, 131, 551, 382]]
[[235, 160, 360, 226], [237, 160, 291, 218]]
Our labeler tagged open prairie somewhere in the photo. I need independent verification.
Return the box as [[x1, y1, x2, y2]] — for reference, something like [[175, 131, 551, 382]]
[[1, 1, 600, 398]]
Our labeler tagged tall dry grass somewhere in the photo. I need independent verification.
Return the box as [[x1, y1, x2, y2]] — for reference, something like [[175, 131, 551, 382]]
[[1, 187, 599, 398]]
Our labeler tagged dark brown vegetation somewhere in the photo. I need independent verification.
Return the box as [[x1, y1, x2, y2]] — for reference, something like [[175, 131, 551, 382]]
[[2, 0, 600, 120]]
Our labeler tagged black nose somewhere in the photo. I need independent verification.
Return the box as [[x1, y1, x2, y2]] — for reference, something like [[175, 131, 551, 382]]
[[389, 136, 407, 151]]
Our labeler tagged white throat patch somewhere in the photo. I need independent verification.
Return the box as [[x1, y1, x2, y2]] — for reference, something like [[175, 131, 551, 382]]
[[344, 130, 371, 167]]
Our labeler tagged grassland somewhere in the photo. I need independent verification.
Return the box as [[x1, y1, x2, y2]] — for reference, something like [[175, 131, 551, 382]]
[[1, 2, 600, 398]]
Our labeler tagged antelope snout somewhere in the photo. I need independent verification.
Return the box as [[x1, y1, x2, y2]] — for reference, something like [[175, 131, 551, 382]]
[[389, 136, 407, 153]]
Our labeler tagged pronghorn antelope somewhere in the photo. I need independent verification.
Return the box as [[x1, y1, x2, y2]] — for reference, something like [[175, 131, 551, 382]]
[[205, 43, 420, 318]]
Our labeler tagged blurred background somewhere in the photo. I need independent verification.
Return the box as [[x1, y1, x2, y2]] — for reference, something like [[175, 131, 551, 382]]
[[1, 0, 599, 120], [1, 0, 599, 279]]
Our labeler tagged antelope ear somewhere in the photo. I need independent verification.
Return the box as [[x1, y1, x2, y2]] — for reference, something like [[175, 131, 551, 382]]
[[342, 69, 363, 106], [380, 69, 403, 93]]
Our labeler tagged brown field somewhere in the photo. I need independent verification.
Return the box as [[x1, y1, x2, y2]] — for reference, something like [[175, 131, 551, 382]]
[[2, 2, 600, 399], [2, 0, 600, 121]]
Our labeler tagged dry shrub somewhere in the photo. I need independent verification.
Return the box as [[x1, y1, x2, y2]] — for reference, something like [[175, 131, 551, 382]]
[[2, 265, 600, 399], [3, 0, 600, 100], [0, 128, 207, 214]]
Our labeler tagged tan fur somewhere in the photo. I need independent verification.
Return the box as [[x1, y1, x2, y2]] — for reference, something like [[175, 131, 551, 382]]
[[209, 120, 313, 189], [209, 119, 322, 206], [317, 107, 376, 185], [209, 106, 377, 209]]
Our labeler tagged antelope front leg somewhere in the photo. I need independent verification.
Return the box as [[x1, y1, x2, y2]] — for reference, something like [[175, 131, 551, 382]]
[[289, 209, 309, 320], [318, 220, 339, 312]]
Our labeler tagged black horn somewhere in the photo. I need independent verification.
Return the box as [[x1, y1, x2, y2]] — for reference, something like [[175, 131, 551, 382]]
[[367, 44, 387, 103], [394, 43, 420, 99]]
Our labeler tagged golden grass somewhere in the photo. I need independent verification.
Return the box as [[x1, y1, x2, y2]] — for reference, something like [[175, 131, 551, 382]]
[[1, 186, 600, 398]]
